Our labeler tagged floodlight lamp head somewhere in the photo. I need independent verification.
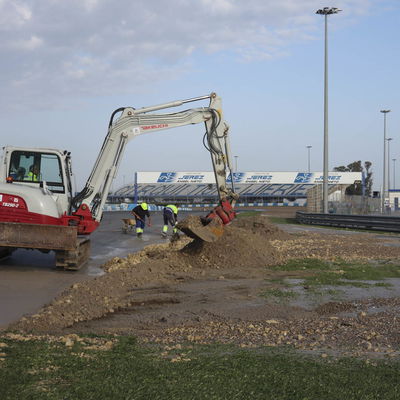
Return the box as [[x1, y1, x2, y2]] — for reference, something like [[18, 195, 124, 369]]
[[380, 110, 391, 114], [316, 7, 342, 15]]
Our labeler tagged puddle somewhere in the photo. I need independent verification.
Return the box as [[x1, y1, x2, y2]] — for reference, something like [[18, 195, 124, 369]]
[[86, 264, 105, 277], [283, 278, 400, 310]]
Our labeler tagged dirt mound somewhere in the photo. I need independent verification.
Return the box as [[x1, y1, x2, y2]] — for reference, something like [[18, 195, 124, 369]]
[[140, 214, 288, 271], [180, 225, 283, 270], [232, 214, 290, 240]]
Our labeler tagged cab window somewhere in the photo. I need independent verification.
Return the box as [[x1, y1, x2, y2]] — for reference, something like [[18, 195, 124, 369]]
[[8, 151, 65, 193]]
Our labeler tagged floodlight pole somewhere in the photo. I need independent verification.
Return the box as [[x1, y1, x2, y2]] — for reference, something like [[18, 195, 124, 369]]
[[387, 137, 393, 191], [316, 7, 341, 214], [381, 110, 390, 213], [307, 146, 312, 173]]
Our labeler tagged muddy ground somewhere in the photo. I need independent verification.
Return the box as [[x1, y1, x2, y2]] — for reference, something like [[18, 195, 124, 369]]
[[7, 214, 400, 359]]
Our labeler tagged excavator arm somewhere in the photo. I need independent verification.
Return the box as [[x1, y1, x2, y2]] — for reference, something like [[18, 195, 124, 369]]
[[72, 92, 238, 237]]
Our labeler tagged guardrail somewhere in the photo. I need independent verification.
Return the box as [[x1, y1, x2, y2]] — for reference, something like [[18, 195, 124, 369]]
[[296, 211, 400, 233]]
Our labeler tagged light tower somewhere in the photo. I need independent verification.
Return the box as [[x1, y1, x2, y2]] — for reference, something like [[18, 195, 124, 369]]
[[316, 7, 342, 213], [380, 110, 391, 213]]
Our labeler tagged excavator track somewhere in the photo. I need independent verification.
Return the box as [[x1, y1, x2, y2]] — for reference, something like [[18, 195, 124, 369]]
[[55, 237, 91, 270]]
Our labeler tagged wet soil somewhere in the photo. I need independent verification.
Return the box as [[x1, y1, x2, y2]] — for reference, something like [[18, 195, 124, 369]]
[[7, 214, 400, 359]]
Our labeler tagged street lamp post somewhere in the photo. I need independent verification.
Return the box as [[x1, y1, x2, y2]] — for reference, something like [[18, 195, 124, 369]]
[[234, 155, 238, 174], [387, 137, 393, 191], [380, 110, 391, 213], [316, 7, 341, 214], [306, 145, 312, 173], [393, 158, 397, 191]]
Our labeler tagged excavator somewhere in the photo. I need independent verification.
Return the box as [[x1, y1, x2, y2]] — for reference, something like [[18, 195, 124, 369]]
[[0, 92, 238, 269]]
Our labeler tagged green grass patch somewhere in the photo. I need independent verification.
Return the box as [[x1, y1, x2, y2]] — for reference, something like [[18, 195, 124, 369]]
[[269, 259, 400, 290], [236, 210, 261, 218], [267, 216, 298, 225], [307, 288, 344, 298], [235, 212, 298, 225], [374, 282, 393, 288], [1, 336, 400, 400], [273, 258, 335, 272], [261, 288, 299, 300]]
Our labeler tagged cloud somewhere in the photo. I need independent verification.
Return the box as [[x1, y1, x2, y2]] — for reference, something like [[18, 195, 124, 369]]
[[0, 0, 32, 28], [0, 0, 377, 112], [9, 35, 43, 50]]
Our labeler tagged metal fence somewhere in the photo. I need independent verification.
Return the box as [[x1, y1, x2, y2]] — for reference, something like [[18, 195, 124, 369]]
[[328, 196, 382, 215], [296, 211, 400, 233]]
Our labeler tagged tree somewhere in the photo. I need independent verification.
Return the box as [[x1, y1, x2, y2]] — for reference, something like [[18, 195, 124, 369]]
[[333, 161, 373, 196], [364, 161, 373, 197]]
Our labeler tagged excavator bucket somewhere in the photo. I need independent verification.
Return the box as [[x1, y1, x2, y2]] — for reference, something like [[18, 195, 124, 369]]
[[176, 215, 224, 242]]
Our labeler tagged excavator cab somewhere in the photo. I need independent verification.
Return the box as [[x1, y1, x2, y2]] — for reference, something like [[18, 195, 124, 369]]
[[2, 147, 74, 219], [6, 149, 67, 192]]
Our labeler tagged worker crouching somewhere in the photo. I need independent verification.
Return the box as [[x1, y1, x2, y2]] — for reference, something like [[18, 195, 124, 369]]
[[131, 202, 151, 237], [162, 204, 178, 238]]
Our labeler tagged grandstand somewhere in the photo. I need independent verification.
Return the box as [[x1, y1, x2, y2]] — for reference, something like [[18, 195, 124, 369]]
[[108, 171, 362, 208]]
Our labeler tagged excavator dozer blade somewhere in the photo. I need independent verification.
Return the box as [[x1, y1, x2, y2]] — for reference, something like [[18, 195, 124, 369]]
[[0, 222, 90, 270], [176, 215, 224, 242]]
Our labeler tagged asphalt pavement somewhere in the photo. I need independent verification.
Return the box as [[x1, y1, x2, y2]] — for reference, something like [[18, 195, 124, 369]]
[[0, 211, 173, 329]]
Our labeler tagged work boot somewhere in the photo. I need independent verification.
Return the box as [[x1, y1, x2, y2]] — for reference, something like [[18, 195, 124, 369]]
[[161, 232, 167, 238], [137, 232, 143, 238], [171, 232, 180, 242]]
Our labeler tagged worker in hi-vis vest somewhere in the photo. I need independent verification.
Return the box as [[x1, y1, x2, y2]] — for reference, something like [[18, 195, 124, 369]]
[[162, 204, 178, 238], [26, 165, 39, 182], [131, 202, 151, 237]]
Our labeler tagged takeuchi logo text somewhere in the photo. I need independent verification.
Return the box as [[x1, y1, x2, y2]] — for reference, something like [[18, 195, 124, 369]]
[[141, 124, 169, 130]]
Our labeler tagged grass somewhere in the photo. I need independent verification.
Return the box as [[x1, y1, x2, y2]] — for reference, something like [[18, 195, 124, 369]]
[[1, 336, 400, 400], [261, 288, 298, 300], [268, 259, 400, 290], [236, 212, 298, 225], [267, 216, 298, 225], [236, 210, 261, 218]]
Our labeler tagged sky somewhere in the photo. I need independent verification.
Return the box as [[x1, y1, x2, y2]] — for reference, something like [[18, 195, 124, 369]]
[[1, 0, 399, 192]]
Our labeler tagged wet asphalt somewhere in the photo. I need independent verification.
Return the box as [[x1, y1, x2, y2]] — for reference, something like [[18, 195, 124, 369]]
[[0, 211, 177, 329]]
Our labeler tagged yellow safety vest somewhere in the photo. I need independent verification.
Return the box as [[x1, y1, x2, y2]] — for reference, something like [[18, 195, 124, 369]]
[[166, 204, 178, 214], [27, 172, 38, 182]]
